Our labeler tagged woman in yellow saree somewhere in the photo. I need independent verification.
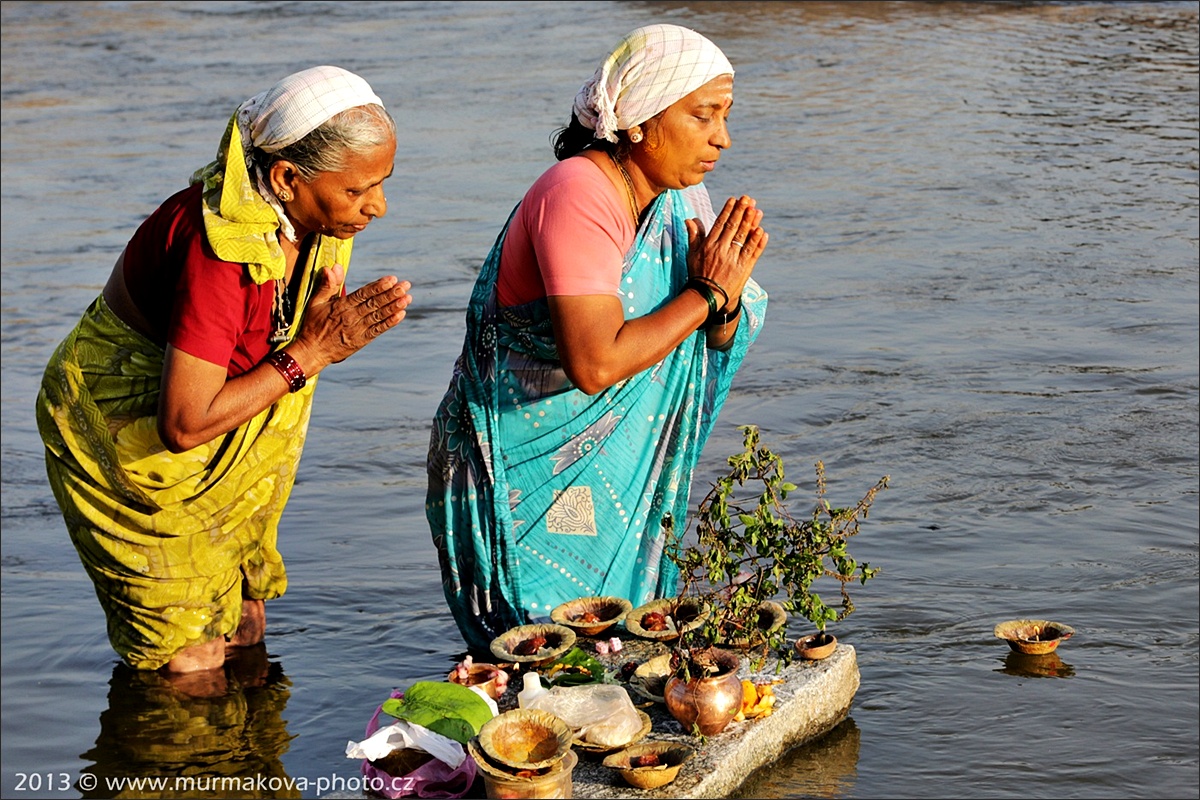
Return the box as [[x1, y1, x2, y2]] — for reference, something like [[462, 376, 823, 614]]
[[36, 66, 412, 674]]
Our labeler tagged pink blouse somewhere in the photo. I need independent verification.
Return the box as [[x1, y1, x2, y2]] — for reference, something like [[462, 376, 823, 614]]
[[497, 156, 636, 306]]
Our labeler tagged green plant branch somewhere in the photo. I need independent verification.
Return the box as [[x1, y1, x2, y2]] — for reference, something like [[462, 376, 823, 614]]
[[666, 424, 890, 667]]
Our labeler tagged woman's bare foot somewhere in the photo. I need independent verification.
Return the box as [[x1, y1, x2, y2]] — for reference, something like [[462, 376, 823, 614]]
[[227, 599, 265, 649]]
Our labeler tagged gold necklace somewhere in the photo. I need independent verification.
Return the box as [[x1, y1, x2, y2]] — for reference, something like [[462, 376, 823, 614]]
[[608, 151, 640, 227]]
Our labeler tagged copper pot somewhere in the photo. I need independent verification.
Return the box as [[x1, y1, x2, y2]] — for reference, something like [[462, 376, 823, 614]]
[[663, 650, 743, 737]]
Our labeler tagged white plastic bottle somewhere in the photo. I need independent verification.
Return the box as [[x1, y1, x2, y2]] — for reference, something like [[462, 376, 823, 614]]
[[517, 671, 549, 709]]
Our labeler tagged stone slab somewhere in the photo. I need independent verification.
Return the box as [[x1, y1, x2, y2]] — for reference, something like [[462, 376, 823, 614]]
[[569, 644, 859, 799]]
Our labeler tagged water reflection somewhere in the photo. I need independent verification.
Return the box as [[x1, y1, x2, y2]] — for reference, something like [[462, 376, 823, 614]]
[[737, 717, 860, 799], [997, 652, 1076, 680], [79, 646, 297, 799]]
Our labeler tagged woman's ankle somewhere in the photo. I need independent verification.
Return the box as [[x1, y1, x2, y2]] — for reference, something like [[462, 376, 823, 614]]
[[227, 598, 265, 648]]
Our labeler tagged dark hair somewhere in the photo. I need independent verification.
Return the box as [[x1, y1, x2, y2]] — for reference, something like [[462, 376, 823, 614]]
[[553, 115, 616, 161], [552, 111, 668, 161], [253, 103, 396, 181]]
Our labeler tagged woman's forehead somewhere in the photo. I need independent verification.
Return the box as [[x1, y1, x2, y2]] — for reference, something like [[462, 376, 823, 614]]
[[678, 75, 734, 107]]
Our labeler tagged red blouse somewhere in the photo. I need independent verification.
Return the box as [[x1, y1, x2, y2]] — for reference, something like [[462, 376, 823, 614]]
[[122, 183, 277, 377]]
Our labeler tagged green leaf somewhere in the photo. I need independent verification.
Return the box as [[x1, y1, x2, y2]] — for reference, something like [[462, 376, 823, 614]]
[[547, 647, 606, 686], [380, 681, 493, 743]]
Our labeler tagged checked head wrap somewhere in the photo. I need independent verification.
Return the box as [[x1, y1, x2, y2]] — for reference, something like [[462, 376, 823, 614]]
[[572, 24, 734, 144]]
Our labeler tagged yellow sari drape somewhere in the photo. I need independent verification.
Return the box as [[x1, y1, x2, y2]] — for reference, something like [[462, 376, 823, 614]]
[[36, 232, 351, 670]]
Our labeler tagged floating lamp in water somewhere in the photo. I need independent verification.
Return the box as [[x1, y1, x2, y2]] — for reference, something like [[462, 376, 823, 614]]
[[994, 619, 1075, 655]]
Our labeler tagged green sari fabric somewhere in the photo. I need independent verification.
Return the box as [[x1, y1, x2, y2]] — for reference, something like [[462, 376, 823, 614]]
[[427, 185, 768, 651], [36, 234, 348, 670]]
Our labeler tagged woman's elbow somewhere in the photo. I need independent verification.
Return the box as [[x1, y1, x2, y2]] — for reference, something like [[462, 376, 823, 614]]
[[573, 380, 608, 396], [156, 418, 202, 453], [565, 364, 620, 396]]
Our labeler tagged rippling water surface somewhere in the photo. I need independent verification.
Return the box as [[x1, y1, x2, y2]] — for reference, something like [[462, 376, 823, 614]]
[[2, 2, 1196, 798]]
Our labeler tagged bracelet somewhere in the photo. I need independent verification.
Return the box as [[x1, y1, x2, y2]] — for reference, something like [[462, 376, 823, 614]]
[[689, 275, 730, 309], [264, 350, 307, 393], [706, 297, 743, 331], [683, 277, 719, 322]]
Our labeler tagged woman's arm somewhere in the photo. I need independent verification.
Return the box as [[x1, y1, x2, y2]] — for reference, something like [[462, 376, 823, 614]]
[[550, 195, 767, 395], [549, 291, 710, 395], [156, 263, 411, 452], [157, 346, 291, 451]]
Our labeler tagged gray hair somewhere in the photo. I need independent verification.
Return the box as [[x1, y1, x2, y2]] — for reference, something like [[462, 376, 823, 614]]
[[253, 103, 395, 181]]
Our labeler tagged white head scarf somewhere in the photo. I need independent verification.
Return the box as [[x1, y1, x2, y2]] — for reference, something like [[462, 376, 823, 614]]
[[237, 65, 384, 154], [238, 65, 385, 242], [572, 24, 734, 143]]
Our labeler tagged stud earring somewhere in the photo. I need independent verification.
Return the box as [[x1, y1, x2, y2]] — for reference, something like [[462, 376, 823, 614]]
[[279, 191, 291, 202], [629, 131, 643, 144]]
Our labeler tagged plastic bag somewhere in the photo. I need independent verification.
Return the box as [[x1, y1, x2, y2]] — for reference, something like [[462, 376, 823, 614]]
[[525, 684, 642, 747], [359, 689, 477, 799]]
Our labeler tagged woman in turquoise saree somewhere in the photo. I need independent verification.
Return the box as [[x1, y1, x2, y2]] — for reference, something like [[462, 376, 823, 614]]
[[427, 24, 770, 651]]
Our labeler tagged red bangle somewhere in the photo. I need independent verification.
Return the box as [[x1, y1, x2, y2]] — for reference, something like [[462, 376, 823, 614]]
[[264, 350, 307, 393]]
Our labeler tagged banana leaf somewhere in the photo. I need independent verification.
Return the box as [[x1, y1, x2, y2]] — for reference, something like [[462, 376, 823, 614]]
[[380, 681, 493, 744]]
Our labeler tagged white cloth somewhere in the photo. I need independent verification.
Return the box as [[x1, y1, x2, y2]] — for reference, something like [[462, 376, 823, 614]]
[[345, 719, 467, 769], [572, 23, 734, 143], [239, 65, 384, 153]]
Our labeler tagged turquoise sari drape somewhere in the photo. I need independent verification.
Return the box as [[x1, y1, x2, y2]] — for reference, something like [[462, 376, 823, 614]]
[[426, 185, 767, 651]]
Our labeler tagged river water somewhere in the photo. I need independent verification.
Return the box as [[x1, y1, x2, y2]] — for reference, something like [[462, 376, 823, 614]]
[[2, 2, 1196, 798]]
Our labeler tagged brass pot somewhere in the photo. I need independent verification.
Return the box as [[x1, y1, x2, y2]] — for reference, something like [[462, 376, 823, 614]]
[[663, 650, 743, 737]]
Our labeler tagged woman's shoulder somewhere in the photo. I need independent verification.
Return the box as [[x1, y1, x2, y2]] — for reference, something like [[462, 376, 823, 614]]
[[527, 155, 608, 195], [126, 183, 236, 275], [148, 183, 206, 236], [514, 155, 629, 243], [520, 155, 624, 222]]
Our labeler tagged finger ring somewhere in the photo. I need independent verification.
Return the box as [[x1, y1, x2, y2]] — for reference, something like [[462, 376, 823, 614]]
[[731, 240, 744, 247]]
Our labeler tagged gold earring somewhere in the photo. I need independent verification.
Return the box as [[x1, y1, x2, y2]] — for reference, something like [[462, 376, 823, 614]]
[[279, 191, 291, 202], [630, 130, 643, 144]]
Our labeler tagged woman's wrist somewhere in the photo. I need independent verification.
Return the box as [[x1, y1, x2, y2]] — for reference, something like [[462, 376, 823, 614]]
[[705, 296, 742, 330], [683, 277, 719, 324], [264, 350, 307, 393], [688, 275, 729, 309]]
